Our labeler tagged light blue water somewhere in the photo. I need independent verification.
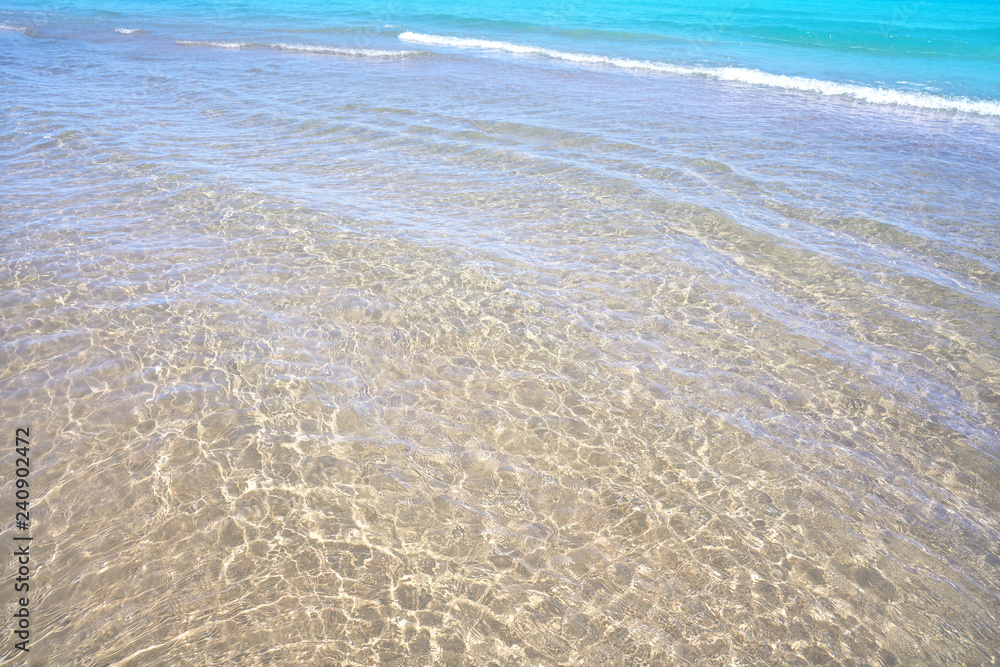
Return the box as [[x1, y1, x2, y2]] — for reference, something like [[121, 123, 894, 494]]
[[3, 0, 1000, 665], [4, 0, 999, 111]]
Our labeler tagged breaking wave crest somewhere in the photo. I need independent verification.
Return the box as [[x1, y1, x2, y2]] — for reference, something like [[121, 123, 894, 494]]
[[176, 39, 422, 58], [398, 32, 1000, 116]]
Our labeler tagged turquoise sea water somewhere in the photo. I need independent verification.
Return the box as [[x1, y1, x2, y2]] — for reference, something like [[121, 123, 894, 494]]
[[2, 0, 1000, 665], [4, 0, 999, 111]]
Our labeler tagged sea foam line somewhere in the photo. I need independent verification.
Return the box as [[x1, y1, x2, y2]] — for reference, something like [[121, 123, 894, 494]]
[[114, 27, 143, 35], [271, 42, 416, 57], [0, 22, 27, 31], [398, 32, 1000, 116], [176, 39, 419, 57], [176, 40, 252, 49]]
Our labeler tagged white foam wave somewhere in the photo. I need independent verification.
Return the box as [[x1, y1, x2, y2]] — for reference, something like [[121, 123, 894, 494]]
[[176, 40, 251, 49], [175, 39, 417, 57], [271, 42, 416, 57], [398, 32, 1000, 116], [114, 27, 142, 35], [0, 22, 27, 31]]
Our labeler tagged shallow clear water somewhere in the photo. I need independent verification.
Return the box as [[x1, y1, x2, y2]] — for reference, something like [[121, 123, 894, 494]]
[[2, 2, 1000, 665]]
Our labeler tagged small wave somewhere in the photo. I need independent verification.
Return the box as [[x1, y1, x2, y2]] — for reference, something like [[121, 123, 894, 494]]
[[176, 40, 252, 49], [114, 27, 143, 35], [710, 68, 1000, 116], [271, 42, 417, 57], [175, 39, 419, 57], [0, 22, 27, 31], [398, 32, 1000, 116]]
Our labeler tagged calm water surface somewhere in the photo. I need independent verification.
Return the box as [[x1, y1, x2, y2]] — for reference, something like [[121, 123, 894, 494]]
[[2, 2, 1000, 665]]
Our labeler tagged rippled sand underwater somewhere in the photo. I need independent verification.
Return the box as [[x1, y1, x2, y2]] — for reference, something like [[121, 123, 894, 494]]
[[3, 12, 1000, 667]]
